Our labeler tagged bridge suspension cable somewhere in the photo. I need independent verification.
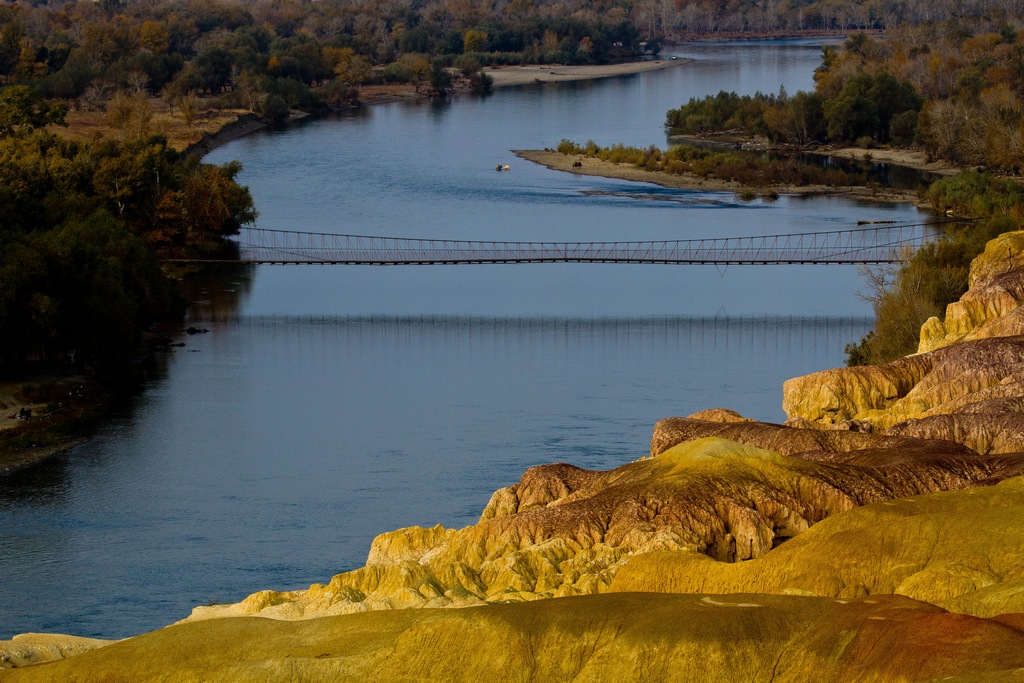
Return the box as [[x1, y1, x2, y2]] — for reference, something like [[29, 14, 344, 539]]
[[167, 222, 945, 266]]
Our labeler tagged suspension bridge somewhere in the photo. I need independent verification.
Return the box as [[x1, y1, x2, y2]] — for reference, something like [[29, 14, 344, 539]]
[[167, 222, 943, 266]]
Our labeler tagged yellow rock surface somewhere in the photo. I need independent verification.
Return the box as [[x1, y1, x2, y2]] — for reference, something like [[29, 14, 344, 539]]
[[5, 594, 1024, 682], [919, 231, 1024, 353], [783, 334, 1024, 443], [612, 475, 1024, 617], [0, 634, 111, 670]]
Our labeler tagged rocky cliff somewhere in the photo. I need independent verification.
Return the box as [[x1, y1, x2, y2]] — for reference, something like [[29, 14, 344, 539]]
[[919, 230, 1024, 352]]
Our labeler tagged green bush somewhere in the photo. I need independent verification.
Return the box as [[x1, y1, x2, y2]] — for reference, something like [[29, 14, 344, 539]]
[[467, 70, 492, 94], [452, 54, 481, 76], [258, 93, 290, 123], [382, 63, 416, 83], [925, 172, 1024, 221]]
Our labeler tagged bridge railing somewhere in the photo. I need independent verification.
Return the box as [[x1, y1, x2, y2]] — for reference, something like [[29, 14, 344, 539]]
[[168, 222, 943, 265]]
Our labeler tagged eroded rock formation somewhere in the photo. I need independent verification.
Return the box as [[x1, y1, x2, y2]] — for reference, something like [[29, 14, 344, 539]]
[[782, 334, 1024, 435], [187, 436, 1024, 623], [613, 475, 1024, 618], [919, 230, 1024, 353], [650, 413, 974, 457], [0, 634, 111, 670], [782, 231, 1024, 449]]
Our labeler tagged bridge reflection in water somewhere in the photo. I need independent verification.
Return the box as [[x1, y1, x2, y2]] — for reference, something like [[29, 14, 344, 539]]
[[204, 314, 874, 359], [172, 223, 943, 266]]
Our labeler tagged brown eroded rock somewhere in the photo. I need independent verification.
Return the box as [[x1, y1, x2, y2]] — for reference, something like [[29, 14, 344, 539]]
[[783, 335, 1024, 441], [186, 436, 1024, 623], [650, 415, 975, 458], [920, 231, 1024, 353], [480, 462, 603, 520], [612, 475, 1024, 618], [887, 413, 1024, 455]]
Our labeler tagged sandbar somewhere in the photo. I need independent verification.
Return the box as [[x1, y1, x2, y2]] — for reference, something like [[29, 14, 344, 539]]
[[515, 148, 922, 204], [485, 59, 691, 87], [816, 146, 961, 176]]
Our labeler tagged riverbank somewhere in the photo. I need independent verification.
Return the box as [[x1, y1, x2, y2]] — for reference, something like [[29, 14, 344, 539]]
[[815, 145, 961, 176], [671, 132, 964, 178], [53, 60, 692, 152], [515, 148, 923, 204], [0, 371, 104, 475]]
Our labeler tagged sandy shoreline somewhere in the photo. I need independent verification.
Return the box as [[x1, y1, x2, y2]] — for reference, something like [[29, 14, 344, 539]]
[[485, 58, 691, 87], [515, 149, 923, 204], [815, 146, 961, 176]]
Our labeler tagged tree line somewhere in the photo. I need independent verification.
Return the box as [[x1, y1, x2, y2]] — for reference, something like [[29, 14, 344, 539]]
[[4, 0, 1023, 124], [0, 0, 651, 119]]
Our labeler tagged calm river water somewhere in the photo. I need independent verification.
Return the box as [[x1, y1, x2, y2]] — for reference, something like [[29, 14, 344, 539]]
[[1, 41, 929, 639]]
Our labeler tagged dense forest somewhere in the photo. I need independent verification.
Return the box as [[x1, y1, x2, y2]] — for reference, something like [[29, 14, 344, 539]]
[[0, 0, 652, 116], [0, 84, 255, 371], [3, 0, 1024, 120]]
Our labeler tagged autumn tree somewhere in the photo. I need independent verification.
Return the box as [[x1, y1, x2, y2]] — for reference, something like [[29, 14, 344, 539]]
[[0, 85, 66, 137], [177, 159, 257, 245], [177, 90, 198, 128]]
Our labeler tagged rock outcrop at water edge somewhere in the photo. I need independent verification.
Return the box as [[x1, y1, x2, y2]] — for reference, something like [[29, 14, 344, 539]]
[[185, 435, 1024, 623], [782, 333, 1024, 443]]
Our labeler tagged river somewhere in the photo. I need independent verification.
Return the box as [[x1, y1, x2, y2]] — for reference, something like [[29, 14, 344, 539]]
[[0, 40, 929, 639]]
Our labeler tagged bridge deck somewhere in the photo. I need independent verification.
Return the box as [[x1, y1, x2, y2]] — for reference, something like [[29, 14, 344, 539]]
[[165, 223, 943, 266]]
